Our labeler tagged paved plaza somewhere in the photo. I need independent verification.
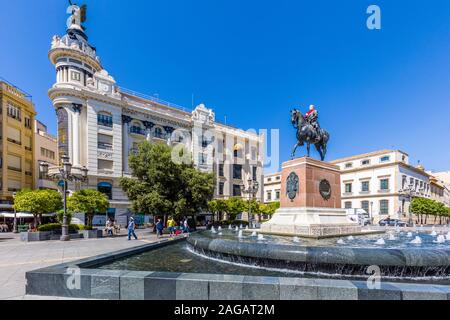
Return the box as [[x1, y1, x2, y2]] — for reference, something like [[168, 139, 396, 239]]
[[0, 229, 162, 300]]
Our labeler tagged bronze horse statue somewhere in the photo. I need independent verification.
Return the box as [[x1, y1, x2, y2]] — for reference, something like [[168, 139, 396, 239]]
[[291, 109, 329, 161]]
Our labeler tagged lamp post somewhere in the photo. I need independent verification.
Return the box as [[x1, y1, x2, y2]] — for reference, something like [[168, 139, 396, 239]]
[[13, 192, 18, 233], [399, 183, 418, 227], [240, 178, 260, 228], [39, 155, 88, 241]]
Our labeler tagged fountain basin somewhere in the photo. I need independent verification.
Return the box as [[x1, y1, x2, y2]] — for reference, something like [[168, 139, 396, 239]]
[[187, 233, 450, 279], [24, 234, 450, 300]]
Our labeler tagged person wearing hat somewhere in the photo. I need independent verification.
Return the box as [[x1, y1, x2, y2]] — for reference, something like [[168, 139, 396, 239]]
[[127, 217, 138, 240]]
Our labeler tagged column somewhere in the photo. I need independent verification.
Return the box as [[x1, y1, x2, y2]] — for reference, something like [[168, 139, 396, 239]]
[[122, 115, 132, 173], [163, 126, 175, 145], [72, 104, 82, 166], [143, 121, 155, 142]]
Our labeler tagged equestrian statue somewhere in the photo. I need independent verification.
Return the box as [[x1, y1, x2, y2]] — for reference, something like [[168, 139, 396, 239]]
[[291, 105, 330, 161]]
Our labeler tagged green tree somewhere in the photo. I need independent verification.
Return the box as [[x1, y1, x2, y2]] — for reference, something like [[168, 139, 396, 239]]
[[410, 197, 442, 225], [13, 189, 63, 227], [120, 141, 214, 224], [225, 197, 246, 220], [67, 189, 109, 227], [208, 199, 228, 221], [259, 201, 280, 220]]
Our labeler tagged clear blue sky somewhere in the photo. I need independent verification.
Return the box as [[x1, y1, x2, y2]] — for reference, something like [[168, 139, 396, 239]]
[[1, 0, 449, 173]]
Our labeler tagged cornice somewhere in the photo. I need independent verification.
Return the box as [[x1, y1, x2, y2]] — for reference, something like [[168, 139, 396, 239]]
[[48, 86, 124, 108]]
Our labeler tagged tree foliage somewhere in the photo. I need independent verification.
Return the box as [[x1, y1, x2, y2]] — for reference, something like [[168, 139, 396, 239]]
[[13, 189, 63, 226], [410, 197, 449, 224], [67, 189, 109, 227], [225, 197, 246, 220], [120, 141, 215, 220]]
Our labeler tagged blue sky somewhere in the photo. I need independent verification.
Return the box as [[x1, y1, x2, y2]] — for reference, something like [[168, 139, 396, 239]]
[[1, 0, 449, 173]]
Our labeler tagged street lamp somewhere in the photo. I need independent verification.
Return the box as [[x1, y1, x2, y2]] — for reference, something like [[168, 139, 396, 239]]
[[399, 183, 418, 227], [12, 192, 18, 233], [39, 155, 88, 241], [240, 178, 260, 228]]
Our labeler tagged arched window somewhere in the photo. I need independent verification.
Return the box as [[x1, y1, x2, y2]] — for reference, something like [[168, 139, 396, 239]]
[[98, 182, 113, 200], [130, 121, 145, 135], [154, 127, 164, 139], [98, 112, 113, 127]]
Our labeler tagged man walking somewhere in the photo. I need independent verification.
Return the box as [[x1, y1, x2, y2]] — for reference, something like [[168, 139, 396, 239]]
[[127, 217, 138, 240]]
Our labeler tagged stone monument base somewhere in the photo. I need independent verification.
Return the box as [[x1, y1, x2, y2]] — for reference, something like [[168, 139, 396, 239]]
[[260, 207, 361, 238]]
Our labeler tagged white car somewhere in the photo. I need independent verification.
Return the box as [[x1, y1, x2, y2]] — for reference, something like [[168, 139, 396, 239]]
[[346, 208, 371, 226]]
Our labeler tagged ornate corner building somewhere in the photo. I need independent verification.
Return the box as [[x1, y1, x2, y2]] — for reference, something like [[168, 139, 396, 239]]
[[48, 5, 264, 224]]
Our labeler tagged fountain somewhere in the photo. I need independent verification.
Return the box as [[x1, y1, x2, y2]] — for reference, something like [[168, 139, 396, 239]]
[[251, 231, 257, 237], [211, 227, 217, 234], [234, 226, 239, 232], [375, 238, 385, 245], [434, 235, 446, 244], [336, 239, 345, 245], [218, 232, 223, 236], [347, 235, 354, 241], [406, 232, 413, 238], [257, 234, 265, 241], [446, 232, 450, 241], [218, 226, 222, 231], [240, 224, 243, 229], [388, 233, 396, 241], [431, 230, 438, 236], [410, 236, 422, 244], [228, 225, 232, 230], [238, 230, 243, 238], [293, 237, 300, 243]]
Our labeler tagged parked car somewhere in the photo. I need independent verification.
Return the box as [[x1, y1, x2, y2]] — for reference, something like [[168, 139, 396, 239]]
[[346, 208, 371, 226], [378, 218, 407, 227]]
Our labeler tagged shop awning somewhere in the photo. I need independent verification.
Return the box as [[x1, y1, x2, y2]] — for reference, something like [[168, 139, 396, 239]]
[[0, 212, 56, 218]]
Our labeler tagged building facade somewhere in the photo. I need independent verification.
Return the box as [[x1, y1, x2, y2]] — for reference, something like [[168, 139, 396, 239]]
[[47, 6, 263, 225], [263, 172, 281, 203], [330, 150, 431, 223], [0, 79, 36, 212], [428, 171, 450, 207], [34, 120, 58, 190]]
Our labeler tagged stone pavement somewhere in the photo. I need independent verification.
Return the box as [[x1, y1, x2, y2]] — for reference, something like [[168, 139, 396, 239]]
[[0, 229, 162, 300]]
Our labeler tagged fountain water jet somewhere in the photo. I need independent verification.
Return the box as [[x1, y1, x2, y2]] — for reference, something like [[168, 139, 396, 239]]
[[410, 236, 422, 244]]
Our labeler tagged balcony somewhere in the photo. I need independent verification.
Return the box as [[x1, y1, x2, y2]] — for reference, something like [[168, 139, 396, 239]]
[[98, 117, 113, 128], [98, 142, 113, 151], [7, 138, 21, 146], [129, 126, 146, 136], [153, 132, 167, 140], [7, 113, 21, 122]]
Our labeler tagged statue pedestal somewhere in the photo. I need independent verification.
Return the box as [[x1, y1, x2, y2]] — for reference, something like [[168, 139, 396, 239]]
[[261, 157, 361, 238]]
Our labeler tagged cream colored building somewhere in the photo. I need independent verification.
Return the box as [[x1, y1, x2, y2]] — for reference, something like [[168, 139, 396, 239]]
[[330, 150, 431, 223], [428, 171, 450, 207], [34, 120, 58, 190], [263, 172, 281, 203], [0, 79, 36, 212]]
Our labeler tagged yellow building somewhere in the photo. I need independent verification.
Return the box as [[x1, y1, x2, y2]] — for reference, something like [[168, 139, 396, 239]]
[[0, 79, 36, 212]]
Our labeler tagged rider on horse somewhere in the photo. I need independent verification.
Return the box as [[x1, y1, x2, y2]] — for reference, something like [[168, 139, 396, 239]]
[[304, 105, 319, 130]]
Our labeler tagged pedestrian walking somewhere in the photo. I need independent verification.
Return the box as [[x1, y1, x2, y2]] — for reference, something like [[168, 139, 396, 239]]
[[127, 217, 138, 240], [183, 219, 189, 234], [167, 216, 176, 237], [156, 219, 164, 238]]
